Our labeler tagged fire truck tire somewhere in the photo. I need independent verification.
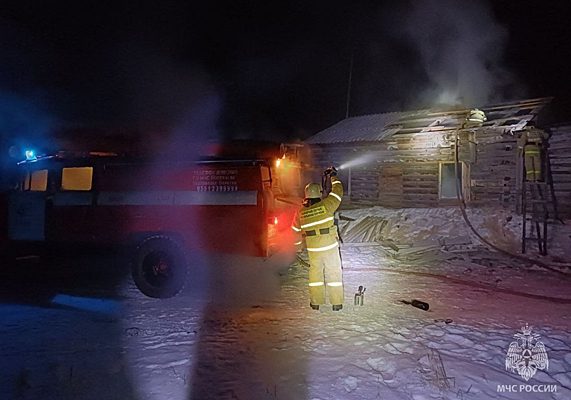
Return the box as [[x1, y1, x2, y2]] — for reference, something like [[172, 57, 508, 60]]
[[132, 236, 188, 298]]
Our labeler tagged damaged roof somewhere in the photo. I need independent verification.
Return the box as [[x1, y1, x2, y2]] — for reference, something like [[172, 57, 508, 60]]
[[305, 97, 552, 145]]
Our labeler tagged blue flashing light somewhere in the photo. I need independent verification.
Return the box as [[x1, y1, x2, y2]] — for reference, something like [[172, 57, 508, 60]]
[[24, 149, 36, 160]]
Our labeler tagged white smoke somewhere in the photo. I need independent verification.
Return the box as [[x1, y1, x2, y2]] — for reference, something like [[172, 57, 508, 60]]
[[395, 0, 524, 107]]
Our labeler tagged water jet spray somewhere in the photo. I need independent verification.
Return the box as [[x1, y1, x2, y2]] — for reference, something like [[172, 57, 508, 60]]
[[338, 153, 378, 170]]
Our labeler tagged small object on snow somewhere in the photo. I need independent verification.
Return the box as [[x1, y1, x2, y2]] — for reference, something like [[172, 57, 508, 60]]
[[411, 299, 429, 311], [354, 285, 366, 306], [426, 349, 454, 389], [400, 299, 430, 311], [379, 240, 400, 252], [125, 327, 141, 336], [434, 318, 453, 324], [332, 304, 343, 311]]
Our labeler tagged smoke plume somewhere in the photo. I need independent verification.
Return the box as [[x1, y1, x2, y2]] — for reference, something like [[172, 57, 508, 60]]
[[389, 0, 524, 107]]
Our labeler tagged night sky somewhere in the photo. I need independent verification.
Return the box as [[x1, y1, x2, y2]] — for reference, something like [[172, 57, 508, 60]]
[[1, 0, 571, 150]]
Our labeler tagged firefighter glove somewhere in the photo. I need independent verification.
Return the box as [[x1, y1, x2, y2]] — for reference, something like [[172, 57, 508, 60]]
[[324, 166, 338, 177]]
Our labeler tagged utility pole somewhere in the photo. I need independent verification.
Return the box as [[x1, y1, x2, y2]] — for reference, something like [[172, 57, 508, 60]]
[[345, 52, 354, 119]]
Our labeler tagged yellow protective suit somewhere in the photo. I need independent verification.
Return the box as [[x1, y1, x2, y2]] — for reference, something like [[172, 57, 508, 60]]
[[524, 143, 542, 182], [292, 176, 344, 307]]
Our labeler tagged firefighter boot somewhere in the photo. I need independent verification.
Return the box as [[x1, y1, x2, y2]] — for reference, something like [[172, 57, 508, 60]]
[[332, 304, 343, 311]]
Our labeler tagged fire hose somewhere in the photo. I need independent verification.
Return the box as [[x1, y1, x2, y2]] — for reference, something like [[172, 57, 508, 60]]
[[453, 127, 568, 276]]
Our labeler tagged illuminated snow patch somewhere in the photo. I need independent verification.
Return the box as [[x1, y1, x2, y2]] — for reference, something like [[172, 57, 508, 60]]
[[51, 294, 121, 315]]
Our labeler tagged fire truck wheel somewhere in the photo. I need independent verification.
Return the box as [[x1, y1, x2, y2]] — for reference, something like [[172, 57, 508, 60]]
[[132, 236, 188, 298]]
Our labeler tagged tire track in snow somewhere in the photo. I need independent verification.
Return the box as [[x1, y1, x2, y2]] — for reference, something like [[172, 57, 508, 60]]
[[356, 267, 571, 304]]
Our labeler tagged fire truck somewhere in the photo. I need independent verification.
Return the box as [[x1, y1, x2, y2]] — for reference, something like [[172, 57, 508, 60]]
[[0, 144, 304, 298]]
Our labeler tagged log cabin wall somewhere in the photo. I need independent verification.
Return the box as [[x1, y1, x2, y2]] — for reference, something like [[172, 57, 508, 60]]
[[309, 133, 455, 208], [310, 144, 382, 206], [305, 98, 552, 210], [382, 131, 453, 208], [470, 128, 519, 209], [309, 129, 523, 209], [549, 125, 571, 218]]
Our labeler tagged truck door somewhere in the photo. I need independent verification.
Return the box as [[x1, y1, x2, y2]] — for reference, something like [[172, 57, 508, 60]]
[[47, 166, 95, 242], [8, 169, 49, 241]]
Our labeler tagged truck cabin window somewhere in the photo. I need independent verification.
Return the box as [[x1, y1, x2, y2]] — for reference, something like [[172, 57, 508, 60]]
[[23, 169, 48, 191], [61, 167, 93, 191]]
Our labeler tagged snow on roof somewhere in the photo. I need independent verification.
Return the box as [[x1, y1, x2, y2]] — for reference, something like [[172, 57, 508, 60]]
[[306, 97, 552, 145], [304, 111, 408, 145]]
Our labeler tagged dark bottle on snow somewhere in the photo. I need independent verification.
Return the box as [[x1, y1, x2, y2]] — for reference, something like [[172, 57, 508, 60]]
[[411, 299, 429, 311]]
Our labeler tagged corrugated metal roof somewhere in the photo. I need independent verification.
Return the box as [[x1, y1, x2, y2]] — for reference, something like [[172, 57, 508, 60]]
[[305, 97, 552, 145]]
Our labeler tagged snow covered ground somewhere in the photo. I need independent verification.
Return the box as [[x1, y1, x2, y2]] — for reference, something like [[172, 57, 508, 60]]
[[1, 207, 570, 400]]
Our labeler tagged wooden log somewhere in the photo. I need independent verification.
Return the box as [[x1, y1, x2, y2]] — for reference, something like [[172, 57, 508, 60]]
[[403, 193, 439, 200], [402, 182, 438, 189]]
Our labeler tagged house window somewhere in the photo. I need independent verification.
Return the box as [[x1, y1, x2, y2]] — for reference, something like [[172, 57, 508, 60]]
[[439, 163, 462, 199], [61, 167, 93, 191], [23, 169, 48, 191]]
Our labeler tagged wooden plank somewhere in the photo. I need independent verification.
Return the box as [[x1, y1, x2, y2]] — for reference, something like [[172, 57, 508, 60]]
[[403, 193, 438, 199], [404, 191, 439, 196], [403, 182, 438, 189], [379, 164, 403, 205]]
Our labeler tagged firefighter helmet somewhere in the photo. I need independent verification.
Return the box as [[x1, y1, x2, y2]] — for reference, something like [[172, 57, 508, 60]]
[[304, 183, 322, 199]]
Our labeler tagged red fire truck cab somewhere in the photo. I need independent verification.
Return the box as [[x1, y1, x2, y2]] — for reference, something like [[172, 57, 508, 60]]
[[2, 150, 301, 298]]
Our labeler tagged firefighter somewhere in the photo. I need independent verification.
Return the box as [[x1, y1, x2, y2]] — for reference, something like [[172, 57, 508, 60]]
[[292, 166, 344, 311], [518, 127, 549, 182], [524, 141, 543, 182]]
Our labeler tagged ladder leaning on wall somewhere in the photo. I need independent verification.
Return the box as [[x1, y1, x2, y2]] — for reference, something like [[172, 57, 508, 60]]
[[519, 134, 560, 255]]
